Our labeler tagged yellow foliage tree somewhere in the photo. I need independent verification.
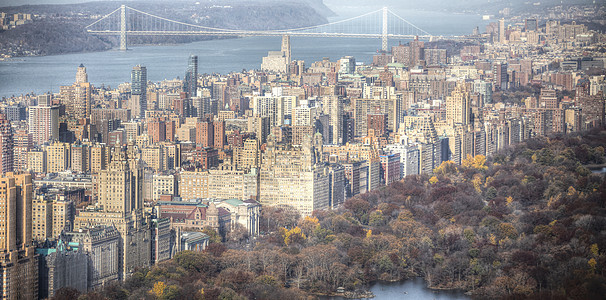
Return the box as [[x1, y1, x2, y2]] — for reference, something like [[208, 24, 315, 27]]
[[489, 233, 497, 245], [591, 243, 599, 256], [498, 222, 518, 239], [462, 154, 488, 171], [434, 160, 458, 175], [283, 226, 306, 246], [429, 176, 439, 184], [150, 281, 167, 298], [397, 210, 413, 221], [589, 258, 597, 273], [299, 216, 320, 236]]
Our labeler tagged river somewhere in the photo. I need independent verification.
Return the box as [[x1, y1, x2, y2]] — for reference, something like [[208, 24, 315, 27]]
[[320, 278, 469, 300], [0, 8, 489, 98]]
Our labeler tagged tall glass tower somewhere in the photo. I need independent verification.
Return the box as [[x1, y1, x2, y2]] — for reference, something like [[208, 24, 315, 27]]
[[184, 55, 198, 97], [131, 65, 147, 118]]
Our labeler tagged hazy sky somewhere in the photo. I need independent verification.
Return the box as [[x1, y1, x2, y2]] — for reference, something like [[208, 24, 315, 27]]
[[0, 0, 94, 6], [1, 0, 596, 10]]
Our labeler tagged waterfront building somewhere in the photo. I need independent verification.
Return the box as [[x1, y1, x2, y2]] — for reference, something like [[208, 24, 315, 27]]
[[261, 35, 291, 73]]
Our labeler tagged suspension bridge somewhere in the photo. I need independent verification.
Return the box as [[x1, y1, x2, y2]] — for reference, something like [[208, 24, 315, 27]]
[[86, 5, 473, 52]]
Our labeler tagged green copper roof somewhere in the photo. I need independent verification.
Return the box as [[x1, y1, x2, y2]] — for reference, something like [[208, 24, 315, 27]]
[[223, 199, 244, 206], [36, 248, 57, 256]]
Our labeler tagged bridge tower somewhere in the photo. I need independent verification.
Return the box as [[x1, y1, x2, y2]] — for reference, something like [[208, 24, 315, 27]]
[[120, 5, 127, 51], [382, 7, 388, 52]]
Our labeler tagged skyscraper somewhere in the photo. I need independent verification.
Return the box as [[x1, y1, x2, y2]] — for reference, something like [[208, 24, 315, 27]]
[[323, 96, 344, 145], [446, 82, 471, 126], [0, 172, 37, 299], [74, 143, 151, 280], [61, 64, 92, 120], [74, 81, 91, 120], [498, 18, 506, 43], [281, 35, 291, 65], [97, 145, 143, 214], [75, 63, 88, 84], [0, 114, 13, 174], [184, 55, 198, 97], [13, 129, 31, 171], [29, 94, 60, 145], [131, 65, 147, 118], [493, 62, 509, 90]]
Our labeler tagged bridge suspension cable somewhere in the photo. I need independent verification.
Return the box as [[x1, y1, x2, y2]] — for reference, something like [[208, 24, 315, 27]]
[[86, 5, 439, 51]]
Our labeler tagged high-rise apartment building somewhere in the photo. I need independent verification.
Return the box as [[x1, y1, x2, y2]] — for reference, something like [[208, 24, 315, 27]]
[[214, 120, 225, 149], [29, 94, 59, 145], [498, 18, 506, 43], [184, 55, 198, 97], [338, 56, 356, 74], [323, 96, 343, 145], [46, 142, 70, 173], [71, 143, 88, 173], [74, 143, 151, 281], [179, 166, 259, 201], [27, 148, 46, 173], [259, 136, 330, 216], [89, 143, 107, 173], [196, 121, 214, 148], [64, 226, 120, 289], [493, 62, 509, 90], [73, 81, 92, 120], [97, 146, 143, 214], [281, 35, 291, 65], [131, 65, 147, 118], [0, 172, 37, 299], [75, 63, 88, 84], [410, 38, 425, 66], [32, 194, 52, 241], [0, 114, 13, 174], [14, 129, 32, 171], [32, 192, 75, 242], [539, 88, 558, 109], [252, 95, 298, 127], [4, 105, 27, 123], [60, 65, 91, 120], [446, 83, 471, 126], [148, 118, 166, 144]]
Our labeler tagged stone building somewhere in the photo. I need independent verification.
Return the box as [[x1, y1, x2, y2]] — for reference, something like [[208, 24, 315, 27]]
[[37, 239, 88, 298], [0, 172, 37, 299], [74, 143, 151, 281], [64, 226, 120, 289], [259, 134, 330, 216]]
